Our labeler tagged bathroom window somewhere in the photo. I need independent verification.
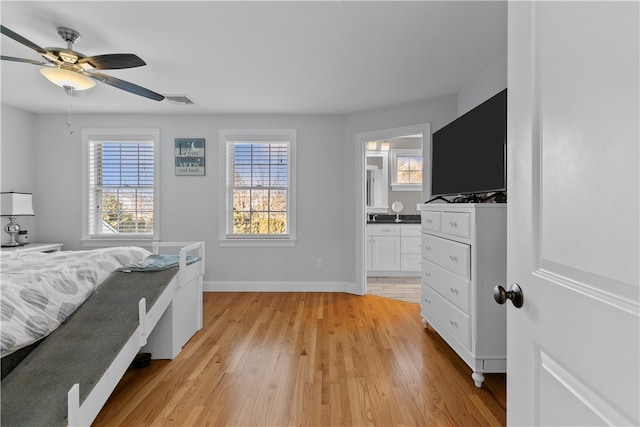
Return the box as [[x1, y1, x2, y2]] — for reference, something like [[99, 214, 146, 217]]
[[219, 129, 297, 247], [390, 149, 422, 191]]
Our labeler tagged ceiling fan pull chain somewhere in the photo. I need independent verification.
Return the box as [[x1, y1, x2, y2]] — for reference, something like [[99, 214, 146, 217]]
[[66, 87, 74, 134]]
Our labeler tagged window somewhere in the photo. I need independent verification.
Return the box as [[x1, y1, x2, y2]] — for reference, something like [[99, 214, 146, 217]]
[[82, 129, 160, 244], [390, 149, 422, 191], [219, 129, 296, 246]]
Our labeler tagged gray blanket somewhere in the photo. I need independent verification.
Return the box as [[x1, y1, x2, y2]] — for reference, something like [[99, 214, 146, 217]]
[[1, 267, 178, 427]]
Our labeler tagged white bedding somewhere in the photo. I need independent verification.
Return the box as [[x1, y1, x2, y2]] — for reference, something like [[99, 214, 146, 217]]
[[0, 246, 151, 358]]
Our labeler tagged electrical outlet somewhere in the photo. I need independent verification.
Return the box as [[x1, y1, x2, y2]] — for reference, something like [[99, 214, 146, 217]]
[[316, 258, 323, 268]]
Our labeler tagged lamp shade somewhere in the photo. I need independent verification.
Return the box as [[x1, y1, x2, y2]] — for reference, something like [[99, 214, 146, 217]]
[[1, 192, 35, 216], [40, 67, 96, 90]]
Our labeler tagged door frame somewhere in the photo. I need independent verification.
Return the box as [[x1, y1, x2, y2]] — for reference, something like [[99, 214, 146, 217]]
[[354, 123, 431, 296]]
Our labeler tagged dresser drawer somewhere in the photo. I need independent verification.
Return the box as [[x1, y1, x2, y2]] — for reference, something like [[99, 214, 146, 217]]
[[422, 258, 470, 312], [422, 284, 471, 349], [368, 224, 401, 236], [422, 234, 470, 279], [421, 210, 441, 232], [442, 211, 471, 238]]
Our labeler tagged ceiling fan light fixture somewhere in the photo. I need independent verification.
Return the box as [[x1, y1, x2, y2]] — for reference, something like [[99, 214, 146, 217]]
[[39, 67, 95, 90]]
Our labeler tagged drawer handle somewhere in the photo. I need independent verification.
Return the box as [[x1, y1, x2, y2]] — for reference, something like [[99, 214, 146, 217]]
[[450, 287, 458, 295], [425, 246, 431, 251], [449, 255, 458, 262], [425, 298, 432, 304], [449, 319, 458, 327], [425, 272, 432, 278], [426, 219, 432, 224], [449, 221, 458, 228]]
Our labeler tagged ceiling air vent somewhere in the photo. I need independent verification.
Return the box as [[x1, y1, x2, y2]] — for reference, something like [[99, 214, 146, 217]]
[[166, 95, 195, 105]]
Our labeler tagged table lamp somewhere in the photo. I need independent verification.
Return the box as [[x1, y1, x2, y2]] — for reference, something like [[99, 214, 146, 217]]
[[1, 192, 35, 247]]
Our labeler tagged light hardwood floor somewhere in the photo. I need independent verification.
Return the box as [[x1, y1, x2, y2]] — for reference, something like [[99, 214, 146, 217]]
[[367, 276, 421, 304], [94, 292, 506, 426]]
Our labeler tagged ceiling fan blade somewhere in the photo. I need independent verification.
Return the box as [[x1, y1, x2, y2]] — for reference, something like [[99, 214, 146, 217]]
[[78, 54, 146, 70], [1, 25, 49, 56], [89, 72, 164, 101], [1, 55, 49, 66]]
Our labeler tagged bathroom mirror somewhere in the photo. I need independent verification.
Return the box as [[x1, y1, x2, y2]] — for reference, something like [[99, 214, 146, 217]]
[[391, 201, 404, 222], [366, 151, 388, 213], [391, 201, 404, 212]]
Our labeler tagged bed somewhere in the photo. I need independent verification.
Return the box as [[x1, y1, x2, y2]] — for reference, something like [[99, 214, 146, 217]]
[[0, 241, 205, 427]]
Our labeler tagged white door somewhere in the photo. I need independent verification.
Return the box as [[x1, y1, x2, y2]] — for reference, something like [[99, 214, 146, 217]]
[[507, 2, 639, 426]]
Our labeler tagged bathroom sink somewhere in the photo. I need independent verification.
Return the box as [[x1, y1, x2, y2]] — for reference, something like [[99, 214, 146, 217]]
[[367, 214, 421, 224]]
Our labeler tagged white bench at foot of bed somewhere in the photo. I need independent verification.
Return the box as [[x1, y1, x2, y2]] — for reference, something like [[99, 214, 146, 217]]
[[68, 241, 205, 427], [142, 241, 205, 359]]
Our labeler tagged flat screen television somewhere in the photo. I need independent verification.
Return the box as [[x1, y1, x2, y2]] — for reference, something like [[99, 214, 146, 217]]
[[431, 88, 507, 198]]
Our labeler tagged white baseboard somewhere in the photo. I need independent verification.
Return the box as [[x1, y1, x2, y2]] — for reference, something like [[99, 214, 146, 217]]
[[204, 280, 361, 295]]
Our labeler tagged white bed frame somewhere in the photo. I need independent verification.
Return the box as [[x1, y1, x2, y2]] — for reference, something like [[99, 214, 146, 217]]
[[67, 241, 205, 427]]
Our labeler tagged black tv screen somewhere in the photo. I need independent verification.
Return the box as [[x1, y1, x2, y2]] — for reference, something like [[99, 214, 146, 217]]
[[431, 89, 507, 197]]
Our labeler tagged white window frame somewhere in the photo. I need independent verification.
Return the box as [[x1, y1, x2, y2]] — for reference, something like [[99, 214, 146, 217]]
[[390, 148, 423, 191], [219, 128, 297, 247], [81, 128, 160, 247]]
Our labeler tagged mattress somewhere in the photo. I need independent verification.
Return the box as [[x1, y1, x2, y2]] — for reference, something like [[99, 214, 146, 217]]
[[0, 246, 150, 358]]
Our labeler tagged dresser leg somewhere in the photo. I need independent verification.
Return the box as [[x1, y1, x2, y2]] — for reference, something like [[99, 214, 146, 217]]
[[471, 372, 485, 388], [421, 319, 429, 329]]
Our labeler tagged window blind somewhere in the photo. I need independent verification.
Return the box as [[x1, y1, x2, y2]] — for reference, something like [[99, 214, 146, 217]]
[[89, 140, 154, 235], [228, 142, 289, 237]]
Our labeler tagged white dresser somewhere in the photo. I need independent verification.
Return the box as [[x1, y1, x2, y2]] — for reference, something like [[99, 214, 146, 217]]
[[420, 203, 506, 387]]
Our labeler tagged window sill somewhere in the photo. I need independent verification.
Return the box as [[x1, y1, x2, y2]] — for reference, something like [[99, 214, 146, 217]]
[[391, 184, 421, 192], [80, 237, 158, 248], [218, 238, 297, 248]]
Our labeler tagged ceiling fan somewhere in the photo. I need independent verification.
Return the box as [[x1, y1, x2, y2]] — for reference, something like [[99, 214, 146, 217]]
[[0, 25, 164, 101]]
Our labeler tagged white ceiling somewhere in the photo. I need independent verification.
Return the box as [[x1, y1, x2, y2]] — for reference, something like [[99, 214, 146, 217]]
[[0, 1, 507, 115]]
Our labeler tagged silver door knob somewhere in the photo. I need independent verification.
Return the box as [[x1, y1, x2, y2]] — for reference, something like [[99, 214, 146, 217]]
[[493, 283, 524, 308]]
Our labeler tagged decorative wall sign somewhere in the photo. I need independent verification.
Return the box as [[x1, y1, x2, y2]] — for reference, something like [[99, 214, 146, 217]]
[[175, 138, 205, 175]]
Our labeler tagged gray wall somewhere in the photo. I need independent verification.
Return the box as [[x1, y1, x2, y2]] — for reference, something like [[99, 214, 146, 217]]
[[457, 53, 507, 117], [29, 113, 348, 290]]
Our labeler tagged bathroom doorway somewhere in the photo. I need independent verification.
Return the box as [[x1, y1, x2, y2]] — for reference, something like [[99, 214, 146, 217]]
[[355, 123, 431, 298]]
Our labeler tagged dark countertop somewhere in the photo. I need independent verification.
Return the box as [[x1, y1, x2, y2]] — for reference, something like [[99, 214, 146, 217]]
[[367, 214, 421, 224]]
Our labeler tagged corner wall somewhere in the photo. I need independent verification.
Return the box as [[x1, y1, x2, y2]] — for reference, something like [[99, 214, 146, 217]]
[[1, 105, 37, 243], [342, 95, 459, 283]]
